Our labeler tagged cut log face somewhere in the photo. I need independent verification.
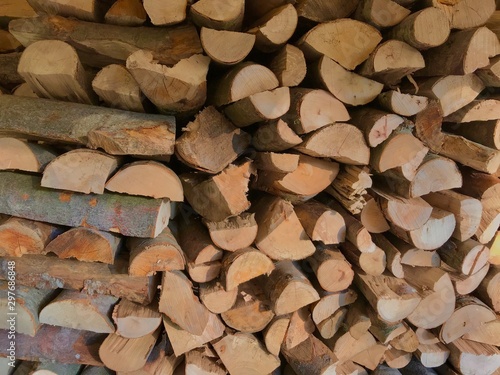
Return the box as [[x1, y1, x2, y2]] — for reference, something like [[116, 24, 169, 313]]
[[377, 193, 433, 231], [18, 40, 97, 105], [340, 241, 387, 276], [203, 213, 258, 252], [423, 0, 496, 30], [295, 0, 359, 22], [447, 337, 500, 375], [316, 307, 347, 339], [45, 227, 122, 264], [200, 28, 255, 65], [104, 0, 147, 26], [0, 138, 57, 173], [143, 0, 187, 25], [187, 261, 221, 284], [39, 290, 117, 333], [446, 262, 490, 296], [255, 152, 299, 173], [199, 279, 238, 314], [307, 246, 354, 292], [311, 288, 358, 325], [438, 239, 490, 276], [355, 0, 411, 28], [190, 0, 244, 30], [444, 119, 500, 150], [350, 108, 404, 147], [127, 51, 210, 114], [26, 0, 113, 22], [463, 315, 500, 347], [176, 106, 251, 174], [105, 161, 183, 201], [179, 218, 224, 266], [269, 44, 307, 87], [297, 19, 382, 70], [185, 349, 226, 375], [478, 55, 500, 87], [252, 118, 303, 152], [445, 99, 500, 124], [281, 335, 338, 375], [490, 232, 500, 265], [113, 299, 161, 339], [383, 348, 412, 369], [378, 90, 429, 117], [476, 266, 500, 313], [264, 315, 291, 356], [372, 233, 404, 278]]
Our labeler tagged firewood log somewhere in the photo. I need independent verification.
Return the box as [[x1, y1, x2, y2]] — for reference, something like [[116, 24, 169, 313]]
[[489, 232, 500, 265], [31, 362, 83, 374], [175, 106, 251, 174], [444, 120, 500, 151], [179, 218, 223, 267], [387, 8, 450, 50], [415, 342, 450, 368], [92, 64, 147, 112], [328, 329, 377, 363], [351, 343, 387, 370], [316, 307, 347, 339], [0, 255, 155, 304], [203, 213, 258, 252], [221, 247, 274, 290], [0, 283, 55, 336], [477, 56, 500, 87], [113, 299, 161, 339], [437, 239, 490, 276], [181, 161, 253, 222], [252, 118, 302, 152], [0, 96, 176, 157], [344, 298, 371, 339], [26, 0, 113, 22], [199, 278, 238, 314], [354, 0, 410, 28], [41, 149, 119, 194], [372, 233, 404, 278], [350, 108, 404, 147], [190, 0, 244, 30], [399, 356, 439, 375], [189, 259, 221, 283], [0, 52, 23, 90], [339, 241, 387, 276], [184, 349, 225, 375], [281, 335, 337, 375], [104, 0, 147, 26], [106, 161, 183, 201], [143, 0, 186, 25], [297, 19, 382, 70], [0, 138, 57, 173], [330, 165, 372, 215], [0, 172, 171, 238], [389, 324, 419, 353], [269, 44, 307, 87], [366, 302, 407, 343], [295, 201, 346, 244], [422, 0, 496, 29], [264, 315, 291, 356], [13, 83, 38, 98], [200, 28, 254, 66], [163, 314, 225, 357], [213, 333, 280, 375], [127, 227, 185, 276], [224, 87, 290, 127], [444, 262, 490, 295], [383, 348, 411, 369], [444, 98, 500, 123], [283, 88, 350, 135], [99, 328, 160, 372], [447, 338, 500, 375], [39, 290, 117, 333], [252, 195, 315, 260], [309, 55, 384, 106], [383, 233, 440, 268], [463, 316, 500, 346], [377, 90, 428, 116], [283, 307, 315, 350], [306, 246, 354, 292], [45, 227, 122, 264], [359, 40, 425, 86], [311, 288, 357, 325], [0, 30, 22, 53], [9, 15, 202, 68], [376, 191, 433, 231], [294, 0, 359, 22], [475, 266, 500, 312], [0, 217, 59, 257], [255, 152, 299, 173]]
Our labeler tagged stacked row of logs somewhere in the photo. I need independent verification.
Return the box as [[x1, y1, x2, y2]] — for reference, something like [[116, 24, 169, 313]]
[[0, 0, 500, 374]]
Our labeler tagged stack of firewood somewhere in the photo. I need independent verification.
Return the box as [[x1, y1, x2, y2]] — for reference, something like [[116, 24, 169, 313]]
[[0, 0, 499, 374]]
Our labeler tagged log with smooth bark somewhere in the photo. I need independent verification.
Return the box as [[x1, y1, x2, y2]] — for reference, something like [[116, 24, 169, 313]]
[[377, 90, 429, 117], [294, 201, 346, 245], [252, 119, 302, 152], [306, 246, 353, 292], [190, 0, 244, 30], [143, 0, 186, 26], [113, 299, 161, 339], [203, 213, 258, 252], [200, 28, 254, 65], [350, 108, 404, 147], [269, 44, 307, 87], [104, 0, 147, 26]]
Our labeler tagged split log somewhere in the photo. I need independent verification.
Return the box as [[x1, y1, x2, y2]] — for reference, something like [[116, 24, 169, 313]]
[[359, 40, 425, 86], [181, 161, 253, 222], [0, 52, 24, 90], [378, 91, 428, 117], [113, 299, 161, 339], [354, 0, 410, 28], [212, 62, 279, 106], [306, 246, 353, 292], [221, 247, 274, 290], [269, 44, 307, 87], [350, 108, 404, 147], [444, 262, 490, 295], [311, 288, 358, 325], [437, 239, 490, 276], [190, 0, 244, 30], [252, 119, 302, 152], [264, 315, 291, 356], [463, 316, 500, 346], [45, 227, 121, 264], [387, 7, 450, 50], [0, 283, 54, 336], [281, 335, 338, 375], [490, 232, 500, 265], [416, 343, 450, 368], [297, 19, 382, 70], [178, 218, 223, 266], [188, 261, 221, 288], [330, 165, 372, 215], [294, 0, 360, 23], [200, 28, 254, 65], [185, 349, 226, 375], [344, 298, 371, 340], [143, 0, 186, 25], [0, 95, 176, 157], [41, 149, 119, 194], [175, 106, 251, 174], [9, 15, 202, 68], [27, 0, 113, 22], [203, 213, 258, 252], [0, 30, 22, 53], [376, 192, 433, 231], [255, 152, 299, 173], [127, 227, 185, 276], [224, 87, 290, 127], [475, 266, 500, 312], [253, 195, 315, 260], [351, 343, 387, 370], [0, 172, 171, 238], [360, 196, 390, 234], [422, 0, 496, 30], [92, 64, 147, 112], [283, 307, 315, 350], [295, 201, 346, 245], [444, 120, 500, 150], [0, 217, 59, 257], [328, 330, 377, 363], [39, 290, 116, 333], [18, 40, 97, 105], [0, 255, 155, 304], [0, 138, 57, 173], [104, 0, 147, 26], [339, 241, 387, 276], [477, 56, 500, 87], [372, 233, 404, 278], [366, 304, 407, 343], [390, 325, 419, 353], [13, 83, 38, 98], [447, 338, 500, 375], [105, 161, 183, 201], [444, 99, 500, 124], [213, 333, 280, 375], [283, 88, 350, 135], [99, 328, 160, 372], [383, 348, 411, 369], [384, 233, 440, 268], [127, 51, 210, 114], [316, 307, 347, 339], [199, 279, 238, 314]]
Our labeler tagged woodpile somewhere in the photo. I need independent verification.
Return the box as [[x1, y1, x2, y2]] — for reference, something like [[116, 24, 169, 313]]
[[0, 0, 500, 374]]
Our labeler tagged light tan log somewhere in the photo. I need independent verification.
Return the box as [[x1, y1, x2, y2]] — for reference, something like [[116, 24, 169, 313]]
[[13, 83, 38, 98], [0, 30, 21, 53], [203, 213, 257, 252], [0, 283, 54, 336], [213, 333, 280, 375], [437, 239, 490, 276], [264, 315, 291, 356], [127, 227, 185, 276], [255, 152, 299, 174], [178, 218, 223, 268], [163, 314, 224, 357], [383, 233, 440, 268], [26, 0, 113, 21], [422, 0, 495, 30], [376, 192, 433, 231], [416, 342, 450, 368], [295, 201, 346, 245], [316, 308, 347, 340], [444, 120, 500, 151], [127, 51, 209, 114], [390, 325, 419, 353], [104, 0, 147, 26], [199, 278, 238, 314], [41, 149, 119, 194], [252, 195, 315, 260], [200, 28, 254, 65], [344, 298, 371, 340], [378, 90, 428, 117], [447, 337, 500, 375], [0, 217, 59, 257], [252, 119, 302, 152], [445, 98, 500, 123], [355, 0, 410, 28], [463, 316, 500, 347], [283, 307, 315, 350], [360, 196, 390, 234], [311, 288, 358, 325], [269, 44, 307, 87], [99, 328, 160, 372], [212, 62, 279, 106], [329, 330, 377, 363], [281, 335, 338, 375], [113, 299, 161, 339], [190, 0, 244, 30], [489, 232, 500, 265], [351, 343, 387, 371], [387, 7, 450, 50], [18, 40, 97, 104], [383, 348, 411, 369], [330, 165, 372, 215], [475, 266, 500, 313], [176, 106, 251, 174], [339, 241, 387, 276], [143, 0, 186, 25], [39, 290, 116, 333], [306, 246, 353, 292], [350, 108, 404, 147], [224, 87, 290, 127], [185, 349, 226, 375], [45, 227, 121, 264], [297, 19, 382, 70], [366, 304, 406, 343], [372, 233, 404, 278], [477, 55, 500, 87], [92, 64, 146, 113], [354, 271, 421, 322], [221, 247, 274, 290], [188, 259, 220, 283], [444, 262, 490, 296]]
